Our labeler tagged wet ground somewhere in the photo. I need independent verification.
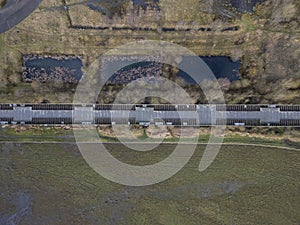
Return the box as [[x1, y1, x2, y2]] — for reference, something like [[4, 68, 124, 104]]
[[0, 142, 299, 224]]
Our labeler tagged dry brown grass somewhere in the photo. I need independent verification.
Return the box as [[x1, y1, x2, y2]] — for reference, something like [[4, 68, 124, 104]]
[[0, 0, 299, 105]]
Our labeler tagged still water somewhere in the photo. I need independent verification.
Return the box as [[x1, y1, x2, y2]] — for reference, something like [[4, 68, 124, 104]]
[[229, 0, 266, 12], [178, 56, 240, 84], [106, 56, 240, 84], [24, 57, 83, 81]]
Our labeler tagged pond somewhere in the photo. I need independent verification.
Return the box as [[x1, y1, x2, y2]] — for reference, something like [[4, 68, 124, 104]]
[[86, 0, 263, 14], [107, 61, 160, 84], [87, 0, 159, 14], [87, 3, 108, 15], [229, 0, 266, 13], [105, 56, 240, 85], [22, 55, 83, 83], [132, 0, 159, 8], [178, 56, 240, 84]]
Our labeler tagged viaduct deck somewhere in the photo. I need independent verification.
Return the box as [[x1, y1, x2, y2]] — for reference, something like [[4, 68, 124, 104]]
[[0, 104, 299, 127]]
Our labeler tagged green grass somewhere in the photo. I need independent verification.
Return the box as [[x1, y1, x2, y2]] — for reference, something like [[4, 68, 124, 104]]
[[0, 143, 299, 224], [1, 126, 299, 151], [0, 126, 74, 142], [240, 14, 257, 32]]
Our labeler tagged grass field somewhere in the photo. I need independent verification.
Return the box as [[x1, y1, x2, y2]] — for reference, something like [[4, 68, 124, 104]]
[[0, 142, 299, 224], [1, 126, 299, 150]]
